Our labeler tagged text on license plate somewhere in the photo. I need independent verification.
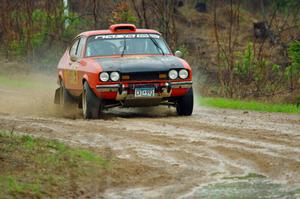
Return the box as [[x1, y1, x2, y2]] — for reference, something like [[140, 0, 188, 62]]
[[135, 88, 155, 97]]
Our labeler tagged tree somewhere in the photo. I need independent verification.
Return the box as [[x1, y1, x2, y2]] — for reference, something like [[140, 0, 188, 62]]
[[213, 0, 241, 97], [287, 41, 300, 92]]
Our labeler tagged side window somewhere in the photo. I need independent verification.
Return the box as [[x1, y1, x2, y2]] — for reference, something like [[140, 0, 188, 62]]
[[76, 37, 85, 57], [69, 39, 80, 57]]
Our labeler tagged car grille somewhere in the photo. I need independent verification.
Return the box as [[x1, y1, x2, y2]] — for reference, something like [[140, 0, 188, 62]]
[[121, 72, 167, 81]]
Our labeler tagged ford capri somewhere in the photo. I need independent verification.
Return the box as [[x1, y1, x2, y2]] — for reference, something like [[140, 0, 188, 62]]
[[54, 24, 193, 119]]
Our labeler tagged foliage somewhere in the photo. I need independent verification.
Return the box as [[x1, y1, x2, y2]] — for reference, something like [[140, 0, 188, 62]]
[[288, 41, 300, 65], [274, 0, 300, 14], [0, 0, 299, 100], [287, 41, 300, 90], [110, 2, 137, 24], [235, 42, 254, 77], [235, 44, 280, 84], [227, 41, 284, 96], [1, 1, 91, 67], [177, 44, 189, 57]]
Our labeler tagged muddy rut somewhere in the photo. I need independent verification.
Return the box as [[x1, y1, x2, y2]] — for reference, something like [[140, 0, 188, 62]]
[[0, 76, 300, 198]]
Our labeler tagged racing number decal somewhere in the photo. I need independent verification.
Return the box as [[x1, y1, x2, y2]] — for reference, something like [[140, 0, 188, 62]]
[[64, 70, 76, 84], [70, 62, 79, 85], [70, 62, 78, 84], [63, 66, 78, 87]]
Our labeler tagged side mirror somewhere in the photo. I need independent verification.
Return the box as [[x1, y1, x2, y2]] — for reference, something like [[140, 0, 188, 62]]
[[70, 54, 78, 62], [175, 50, 183, 58]]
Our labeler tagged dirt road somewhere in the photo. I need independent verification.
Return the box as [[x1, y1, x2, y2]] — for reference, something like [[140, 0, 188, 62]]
[[0, 74, 300, 198]]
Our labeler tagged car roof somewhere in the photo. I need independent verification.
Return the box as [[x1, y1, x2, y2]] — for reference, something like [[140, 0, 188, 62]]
[[78, 24, 161, 37]]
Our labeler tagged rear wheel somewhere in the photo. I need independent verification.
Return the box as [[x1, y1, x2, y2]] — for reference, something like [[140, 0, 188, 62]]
[[176, 88, 194, 116], [82, 81, 103, 119], [59, 82, 74, 109]]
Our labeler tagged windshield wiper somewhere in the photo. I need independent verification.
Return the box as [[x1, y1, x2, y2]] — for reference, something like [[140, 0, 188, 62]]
[[121, 37, 127, 57], [148, 34, 165, 55]]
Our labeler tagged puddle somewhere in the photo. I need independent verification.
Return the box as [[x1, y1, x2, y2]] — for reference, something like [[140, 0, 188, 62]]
[[191, 179, 300, 199]]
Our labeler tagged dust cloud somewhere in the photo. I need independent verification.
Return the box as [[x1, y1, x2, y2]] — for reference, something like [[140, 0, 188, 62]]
[[0, 72, 64, 117], [0, 72, 178, 119]]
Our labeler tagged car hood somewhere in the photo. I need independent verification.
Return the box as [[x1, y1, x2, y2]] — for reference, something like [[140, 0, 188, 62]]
[[94, 56, 184, 73]]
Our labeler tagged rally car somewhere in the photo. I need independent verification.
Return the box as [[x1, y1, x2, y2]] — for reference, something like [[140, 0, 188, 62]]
[[54, 24, 193, 119]]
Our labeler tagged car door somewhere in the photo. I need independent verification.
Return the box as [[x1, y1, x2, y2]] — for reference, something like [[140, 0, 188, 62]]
[[69, 36, 88, 92], [73, 37, 87, 92], [66, 38, 80, 91], [71, 37, 86, 94]]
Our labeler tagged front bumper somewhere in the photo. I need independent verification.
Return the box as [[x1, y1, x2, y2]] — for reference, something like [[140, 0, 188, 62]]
[[96, 81, 192, 92], [95, 81, 192, 106]]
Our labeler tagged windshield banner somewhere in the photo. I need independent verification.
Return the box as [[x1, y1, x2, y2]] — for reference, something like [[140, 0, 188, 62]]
[[95, 34, 160, 40]]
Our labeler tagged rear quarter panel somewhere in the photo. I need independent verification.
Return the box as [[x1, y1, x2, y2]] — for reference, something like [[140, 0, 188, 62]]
[[57, 50, 69, 86]]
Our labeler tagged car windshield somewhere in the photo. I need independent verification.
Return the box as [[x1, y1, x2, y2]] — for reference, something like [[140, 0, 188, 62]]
[[85, 34, 171, 57]]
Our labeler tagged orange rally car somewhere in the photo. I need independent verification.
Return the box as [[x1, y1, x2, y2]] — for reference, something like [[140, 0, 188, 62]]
[[54, 24, 193, 119]]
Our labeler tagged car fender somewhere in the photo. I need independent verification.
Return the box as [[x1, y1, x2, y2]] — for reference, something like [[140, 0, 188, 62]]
[[58, 70, 64, 84], [82, 74, 89, 86]]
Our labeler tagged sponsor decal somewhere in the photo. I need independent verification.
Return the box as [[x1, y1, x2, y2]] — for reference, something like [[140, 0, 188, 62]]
[[94, 34, 160, 40], [64, 70, 77, 84]]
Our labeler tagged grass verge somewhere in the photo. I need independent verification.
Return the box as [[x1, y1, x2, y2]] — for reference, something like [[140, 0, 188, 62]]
[[198, 97, 300, 114], [0, 74, 54, 90], [0, 75, 37, 89], [0, 131, 108, 198]]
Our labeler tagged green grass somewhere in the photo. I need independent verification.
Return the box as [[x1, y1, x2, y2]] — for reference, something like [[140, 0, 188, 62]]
[[5, 176, 41, 194], [0, 131, 109, 198], [198, 97, 300, 114], [0, 75, 37, 89], [0, 74, 54, 90]]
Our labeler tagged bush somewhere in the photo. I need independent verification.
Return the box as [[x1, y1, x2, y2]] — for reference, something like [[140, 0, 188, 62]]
[[287, 41, 300, 91]]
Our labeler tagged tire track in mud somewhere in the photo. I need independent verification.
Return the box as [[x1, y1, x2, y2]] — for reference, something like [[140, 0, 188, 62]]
[[0, 105, 300, 197]]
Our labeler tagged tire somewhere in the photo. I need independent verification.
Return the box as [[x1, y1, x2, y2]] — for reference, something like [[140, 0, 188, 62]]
[[82, 81, 103, 119], [176, 88, 194, 116]]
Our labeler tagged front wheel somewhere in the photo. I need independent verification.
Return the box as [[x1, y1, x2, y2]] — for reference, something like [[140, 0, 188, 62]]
[[82, 81, 103, 119], [176, 88, 194, 116]]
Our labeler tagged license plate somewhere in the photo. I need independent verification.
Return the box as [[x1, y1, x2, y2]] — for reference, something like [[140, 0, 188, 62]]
[[135, 88, 155, 97]]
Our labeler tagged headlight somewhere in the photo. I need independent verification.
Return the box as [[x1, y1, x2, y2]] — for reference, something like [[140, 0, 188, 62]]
[[99, 72, 109, 82], [179, 69, 188, 79], [110, 72, 120, 81], [168, 70, 178, 80]]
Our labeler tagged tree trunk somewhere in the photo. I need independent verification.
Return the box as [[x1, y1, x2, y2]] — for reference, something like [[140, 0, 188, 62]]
[[141, 0, 148, 28]]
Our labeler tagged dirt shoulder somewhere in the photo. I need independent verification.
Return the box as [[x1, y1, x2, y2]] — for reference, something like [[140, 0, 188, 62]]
[[0, 132, 172, 198]]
